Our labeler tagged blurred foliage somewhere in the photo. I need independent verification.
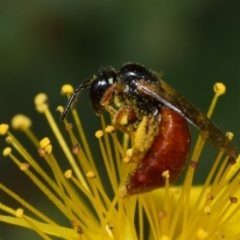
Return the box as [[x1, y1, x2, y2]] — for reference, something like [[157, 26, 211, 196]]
[[0, 1, 240, 239]]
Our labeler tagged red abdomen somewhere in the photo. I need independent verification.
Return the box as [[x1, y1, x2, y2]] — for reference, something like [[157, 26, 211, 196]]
[[126, 107, 191, 195]]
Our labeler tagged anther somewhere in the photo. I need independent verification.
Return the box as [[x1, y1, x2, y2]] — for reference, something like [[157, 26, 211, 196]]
[[213, 83, 226, 96], [20, 163, 30, 171], [95, 130, 104, 138], [16, 208, 24, 218], [3, 147, 12, 156], [72, 144, 81, 154], [64, 170, 72, 179], [11, 114, 32, 130], [0, 124, 9, 135], [86, 171, 96, 178], [105, 125, 115, 133], [207, 193, 214, 200], [61, 84, 74, 95], [162, 170, 170, 178], [190, 160, 198, 169], [229, 196, 238, 203], [159, 210, 167, 219], [39, 138, 51, 149]]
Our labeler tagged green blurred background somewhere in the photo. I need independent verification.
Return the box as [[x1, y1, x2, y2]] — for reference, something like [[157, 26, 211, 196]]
[[1, 1, 240, 239]]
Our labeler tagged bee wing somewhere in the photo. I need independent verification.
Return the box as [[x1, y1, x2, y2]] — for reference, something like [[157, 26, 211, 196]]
[[136, 79, 239, 159]]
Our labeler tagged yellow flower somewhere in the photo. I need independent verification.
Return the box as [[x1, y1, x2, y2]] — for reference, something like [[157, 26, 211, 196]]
[[0, 83, 240, 240]]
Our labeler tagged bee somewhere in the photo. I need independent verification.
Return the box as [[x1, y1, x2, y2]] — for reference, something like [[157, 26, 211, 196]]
[[60, 63, 239, 195]]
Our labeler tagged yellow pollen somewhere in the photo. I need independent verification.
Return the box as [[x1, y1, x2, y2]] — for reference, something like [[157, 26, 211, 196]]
[[3, 147, 11, 156], [64, 170, 72, 178], [0, 124, 9, 135], [11, 114, 32, 130], [197, 229, 208, 239], [105, 125, 115, 133], [162, 170, 170, 178], [16, 208, 24, 218], [61, 84, 74, 95], [45, 145, 52, 154], [39, 138, 51, 149], [86, 171, 96, 178], [213, 82, 226, 96], [226, 132, 234, 140], [95, 130, 104, 138], [119, 186, 127, 198], [20, 163, 30, 171], [119, 113, 128, 125]]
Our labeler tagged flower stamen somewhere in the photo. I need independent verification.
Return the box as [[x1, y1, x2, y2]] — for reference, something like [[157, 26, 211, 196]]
[[35, 93, 89, 191], [16, 208, 52, 240], [1, 81, 240, 239]]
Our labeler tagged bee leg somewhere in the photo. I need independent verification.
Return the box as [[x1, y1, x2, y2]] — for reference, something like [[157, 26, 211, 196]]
[[104, 105, 137, 134], [130, 115, 159, 163], [100, 82, 121, 106], [112, 106, 137, 126]]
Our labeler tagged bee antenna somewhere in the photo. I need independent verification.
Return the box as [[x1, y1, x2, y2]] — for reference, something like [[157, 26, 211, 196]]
[[60, 79, 92, 121]]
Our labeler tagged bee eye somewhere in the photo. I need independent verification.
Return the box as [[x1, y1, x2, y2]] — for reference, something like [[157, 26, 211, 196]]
[[89, 70, 117, 114]]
